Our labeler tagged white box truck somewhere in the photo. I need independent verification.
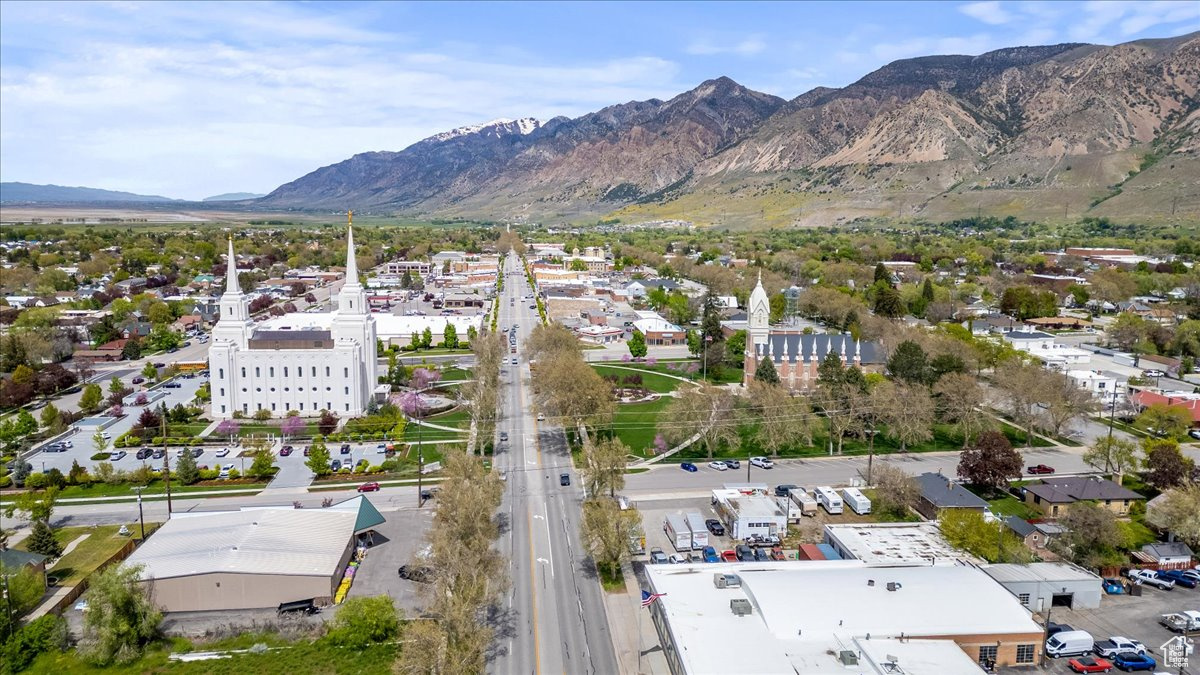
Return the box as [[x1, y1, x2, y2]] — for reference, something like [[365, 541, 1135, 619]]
[[815, 486, 843, 514], [683, 511, 709, 550], [841, 487, 871, 515], [664, 513, 692, 552]]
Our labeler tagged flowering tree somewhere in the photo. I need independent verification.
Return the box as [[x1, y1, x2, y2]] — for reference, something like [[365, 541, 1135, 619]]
[[411, 367, 441, 390], [646, 357, 657, 367], [399, 391, 427, 419], [621, 353, 632, 363], [107, 404, 124, 417], [215, 419, 240, 438], [134, 393, 148, 406], [653, 433, 669, 455], [281, 415, 305, 439]]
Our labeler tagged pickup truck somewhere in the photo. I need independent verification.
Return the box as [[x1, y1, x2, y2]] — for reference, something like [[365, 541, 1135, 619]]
[[1160, 611, 1200, 632], [1126, 568, 1174, 589], [1093, 636, 1146, 659]]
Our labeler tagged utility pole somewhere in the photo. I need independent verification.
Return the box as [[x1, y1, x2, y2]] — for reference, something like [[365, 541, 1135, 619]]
[[132, 485, 146, 539], [162, 415, 172, 516]]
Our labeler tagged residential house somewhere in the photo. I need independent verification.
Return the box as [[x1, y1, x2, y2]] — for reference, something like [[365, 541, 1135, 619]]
[[1066, 370, 1119, 401], [625, 278, 679, 299], [1128, 389, 1200, 428], [190, 298, 220, 323], [120, 317, 153, 339], [914, 472, 990, 519], [112, 277, 148, 295], [1135, 542, 1194, 571], [0, 549, 49, 590], [1003, 517, 1045, 551], [1022, 476, 1144, 517], [171, 314, 204, 334], [967, 314, 1020, 336]]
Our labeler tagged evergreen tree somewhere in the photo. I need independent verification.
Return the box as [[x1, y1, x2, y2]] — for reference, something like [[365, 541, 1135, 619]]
[[627, 331, 647, 358], [921, 278, 935, 302], [754, 357, 780, 384], [174, 449, 199, 485], [422, 327, 433, 349], [873, 284, 904, 318], [874, 262, 890, 285], [26, 519, 63, 558], [887, 340, 930, 385], [307, 438, 332, 476], [443, 323, 458, 349]]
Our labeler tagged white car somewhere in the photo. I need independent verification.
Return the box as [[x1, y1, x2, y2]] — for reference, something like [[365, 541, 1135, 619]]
[[750, 456, 774, 469], [708, 461, 728, 471], [668, 554, 686, 564], [215, 448, 230, 458], [537, 413, 545, 421]]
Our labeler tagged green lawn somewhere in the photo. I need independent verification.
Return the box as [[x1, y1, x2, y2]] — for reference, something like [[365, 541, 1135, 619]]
[[51, 480, 267, 500], [979, 492, 1040, 520], [597, 397, 672, 456], [440, 366, 473, 381], [16, 524, 159, 587], [24, 635, 397, 675], [591, 364, 686, 394], [404, 408, 470, 442]]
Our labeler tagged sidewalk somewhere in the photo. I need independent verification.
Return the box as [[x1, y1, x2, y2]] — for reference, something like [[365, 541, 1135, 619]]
[[602, 561, 670, 674]]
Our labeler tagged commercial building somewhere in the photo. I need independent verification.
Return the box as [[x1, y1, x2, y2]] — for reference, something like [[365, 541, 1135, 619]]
[[631, 311, 686, 346], [710, 490, 787, 540], [209, 224, 378, 419], [983, 562, 1102, 611], [126, 497, 384, 613], [823, 523, 976, 565], [644, 561, 1044, 673]]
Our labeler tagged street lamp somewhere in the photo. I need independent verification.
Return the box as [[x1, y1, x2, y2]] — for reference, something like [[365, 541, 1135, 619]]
[[131, 485, 146, 539]]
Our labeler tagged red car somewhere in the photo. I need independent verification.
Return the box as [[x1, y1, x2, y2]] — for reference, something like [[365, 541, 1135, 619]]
[[357, 482, 381, 493], [1027, 464, 1055, 475], [1068, 656, 1112, 673], [720, 550, 738, 562]]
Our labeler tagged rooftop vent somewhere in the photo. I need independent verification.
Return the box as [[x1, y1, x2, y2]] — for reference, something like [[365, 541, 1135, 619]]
[[886, 582, 902, 591], [730, 598, 753, 616], [838, 650, 859, 665]]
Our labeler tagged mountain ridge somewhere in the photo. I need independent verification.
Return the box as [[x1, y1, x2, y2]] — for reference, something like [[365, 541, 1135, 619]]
[[1, 182, 180, 204]]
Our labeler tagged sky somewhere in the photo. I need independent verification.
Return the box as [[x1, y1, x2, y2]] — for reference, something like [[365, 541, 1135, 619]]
[[1, 1, 1197, 201]]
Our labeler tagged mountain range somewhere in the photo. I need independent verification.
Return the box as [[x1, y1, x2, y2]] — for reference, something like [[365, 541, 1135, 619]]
[[259, 31, 1200, 225], [0, 182, 179, 204]]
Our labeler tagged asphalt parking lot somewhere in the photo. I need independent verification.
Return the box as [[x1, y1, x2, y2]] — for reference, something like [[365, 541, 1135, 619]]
[[999, 576, 1199, 674], [637, 497, 737, 561], [345, 505, 435, 616]]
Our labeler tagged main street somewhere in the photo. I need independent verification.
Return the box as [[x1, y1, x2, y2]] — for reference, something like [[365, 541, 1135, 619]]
[[490, 252, 618, 675]]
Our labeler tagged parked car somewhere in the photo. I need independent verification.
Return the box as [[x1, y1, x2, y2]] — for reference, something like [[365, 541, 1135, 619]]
[[163, 381, 182, 388], [1178, 569, 1200, 583], [215, 448, 230, 458], [708, 461, 728, 471], [1157, 569, 1198, 588], [735, 545, 754, 561], [303, 446, 310, 456], [330, 459, 342, 471], [749, 456, 774, 469], [420, 487, 439, 500], [1142, 369, 1166, 378], [132, 377, 145, 384], [769, 546, 786, 561], [705, 519, 725, 536], [1102, 578, 1124, 594], [1189, 429, 1200, 440], [357, 482, 381, 492], [135, 448, 150, 460], [340, 443, 351, 455], [1094, 637, 1146, 659], [702, 546, 719, 563], [1111, 652, 1155, 671], [109, 450, 127, 461], [1068, 656, 1113, 673], [720, 550, 738, 562], [753, 547, 770, 561], [1047, 622, 1076, 637], [668, 554, 686, 564], [1126, 569, 1174, 589], [190, 448, 203, 458], [680, 462, 698, 472], [774, 484, 799, 497], [279, 446, 292, 456], [649, 548, 669, 564], [152, 449, 165, 459], [1027, 464, 1055, 475]]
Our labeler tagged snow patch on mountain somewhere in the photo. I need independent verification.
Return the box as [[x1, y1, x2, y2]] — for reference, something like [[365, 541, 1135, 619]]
[[427, 117, 542, 143]]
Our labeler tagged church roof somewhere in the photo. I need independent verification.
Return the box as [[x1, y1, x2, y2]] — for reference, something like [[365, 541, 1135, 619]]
[[755, 333, 882, 365]]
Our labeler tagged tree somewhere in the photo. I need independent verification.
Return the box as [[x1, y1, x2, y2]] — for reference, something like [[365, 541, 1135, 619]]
[[580, 436, 628, 498], [421, 326, 433, 349], [873, 284, 904, 318], [1041, 372, 1096, 437], [870, 463, 919, 519], [140, 361, 158, 382], [1135, 403, 1192, 439], [886, 340, 929, 385], [1052, 502, 1123, 569], [174, 448, 199, 484], [940, 509, 1032, 564], [725, 329, 746, 366], [993, 362, 1043, 448], [957, 431, 1022, 494], [0, 567, 50, 642], [875, 381, 934, 452], [248, 448, 275, 480], [525, 323, 581, 362], [580, 497, 642, 582], [1082, 437, 1140, 485], [306, 438, 332, 476], [753, 356, 779, 384], [11, 364, 35, 386], [874, 262, 889, 284], [1142, 438, 1195, 490], [26, 519, 64, 557], [627, 330, 647, 359], [686, 329, 701, 357], [252, 408, 271, 422], [932, 372, 991, 447], [325, 595, 400, 648], [660, 384, 741, 459], [39, 402, 62, 432], [531, 350, 614, 431], [121, 336, 142, 360], [80, 383, 103, 412], [317, 410, 339, 436], [79, 563, 162, 665], [813, 352, 870, 454], [921, 277, 935, 302], [443, 322, 459, 349], [1147, 484, 1200, 548]]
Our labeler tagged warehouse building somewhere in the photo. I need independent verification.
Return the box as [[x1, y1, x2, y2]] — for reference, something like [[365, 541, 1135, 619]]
[[983, 562, 1103, 611], [823, 522, 978, 565], [644, 561, 1044, 674], [125, 497, 384, 612]]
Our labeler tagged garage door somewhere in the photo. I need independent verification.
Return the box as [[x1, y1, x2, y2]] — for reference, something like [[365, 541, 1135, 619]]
[[1051, 593, 1073, 608]]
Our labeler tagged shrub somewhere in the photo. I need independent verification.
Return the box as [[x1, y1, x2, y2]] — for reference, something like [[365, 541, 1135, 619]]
[[228, 469, 241, 480], [151, 436, 164, 445], [198, 469, 219, 481], [324, 595, 400, 648], [367, 464, 381, 473], [24, 472, 49, 490], [90, 452, 110, 461], [339, 467, 351, 474], [3, 614, 68, 672]]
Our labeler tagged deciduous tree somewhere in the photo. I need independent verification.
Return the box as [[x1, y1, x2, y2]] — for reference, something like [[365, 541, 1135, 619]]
[[1052, 502, 1123, 569], [956, 431, 1022, 494], [174, 449, 199, 484], [79, 563, 162, 665], [580, 497, 642, 582], [932, 372, 992, 447], [875, 380, 934, 452], [627, 330, 647, 359], [1146, 484, 1200, 548], [749, 380, 813, 457], [1142, 438, 1195, 490], [1135, 403, 1192, 440], [870, 463, 919, 519], [661, 384, 741, 459], [306, 438, 332, 476], [1082, 436, 1140, 485], [994, 362, 1043, 448], [580, 436, 628, 498]]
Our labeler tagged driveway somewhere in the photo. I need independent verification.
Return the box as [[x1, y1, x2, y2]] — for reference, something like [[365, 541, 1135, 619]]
[[344, 506, 434, 615]]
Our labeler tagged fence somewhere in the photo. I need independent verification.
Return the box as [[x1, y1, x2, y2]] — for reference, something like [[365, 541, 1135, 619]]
[[46, 538, 138, 616]]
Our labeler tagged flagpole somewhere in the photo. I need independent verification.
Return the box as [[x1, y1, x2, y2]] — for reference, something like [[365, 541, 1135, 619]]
[[637, 590, 642, 674]]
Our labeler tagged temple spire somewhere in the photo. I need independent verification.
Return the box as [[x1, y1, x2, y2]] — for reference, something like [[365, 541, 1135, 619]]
[[226, 234, 240, 294], [345, 211, 358, 284]]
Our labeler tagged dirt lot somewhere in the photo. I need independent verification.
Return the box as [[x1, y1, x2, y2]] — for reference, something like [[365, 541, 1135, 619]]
[[999, 579, 1199, 674]]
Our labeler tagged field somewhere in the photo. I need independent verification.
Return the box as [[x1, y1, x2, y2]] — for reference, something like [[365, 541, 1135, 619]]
[[16, 523, 159, 586]]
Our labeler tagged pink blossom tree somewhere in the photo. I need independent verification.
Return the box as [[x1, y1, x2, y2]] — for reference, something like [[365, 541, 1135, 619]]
[[281, 415, 305, 439], [653, 433, 669, 455], [411, 367, 441, 390], [216, 419, 240, 439], [646, 357, 657, 367], [399, 391, 427, 419], [107, 404, 124, 417], [622, 353, 632, 363], [134, 393, 148, 406]]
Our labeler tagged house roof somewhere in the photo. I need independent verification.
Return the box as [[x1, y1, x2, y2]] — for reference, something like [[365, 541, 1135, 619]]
[[0, 548, 49, 569], [1142, 541, 1194, 560], [1129, 389, 1200, 423], [1024, 476, 1143, 504], [1004, 331, 1054, 340], [1004, 516, 1037, 538], [916, 472, 989, 509]]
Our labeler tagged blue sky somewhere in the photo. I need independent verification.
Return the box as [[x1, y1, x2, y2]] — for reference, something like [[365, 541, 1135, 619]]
[[2, 1, 1197, 200]]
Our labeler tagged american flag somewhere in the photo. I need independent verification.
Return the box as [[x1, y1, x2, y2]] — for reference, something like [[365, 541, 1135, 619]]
[[641, 590, 666, 607]]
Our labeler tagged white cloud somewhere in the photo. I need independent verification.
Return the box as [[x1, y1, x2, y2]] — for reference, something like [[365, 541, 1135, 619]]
[[685, 33, 767, 56], [959, 1, 1014, 25]]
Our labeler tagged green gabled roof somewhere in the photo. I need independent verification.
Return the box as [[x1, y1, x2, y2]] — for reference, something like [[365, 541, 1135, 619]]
[[329, 495, 386, 533]]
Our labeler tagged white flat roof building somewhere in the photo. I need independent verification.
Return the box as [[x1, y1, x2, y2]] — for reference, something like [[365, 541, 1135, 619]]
[[257, 311, 484, 346], [644, 561, 1042, 674], [823, 522, 979, 565]]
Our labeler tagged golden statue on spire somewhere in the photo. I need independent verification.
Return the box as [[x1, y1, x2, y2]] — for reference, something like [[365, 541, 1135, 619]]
[[348, 210, 353, 229]]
